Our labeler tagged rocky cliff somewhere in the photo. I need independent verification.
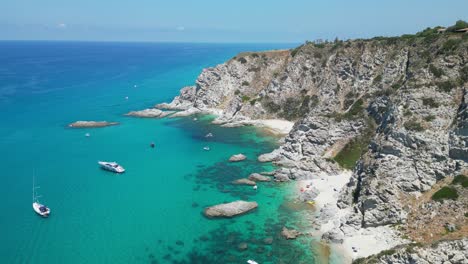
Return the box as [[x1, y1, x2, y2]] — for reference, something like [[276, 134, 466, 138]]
[[158, 25, 468, 260]]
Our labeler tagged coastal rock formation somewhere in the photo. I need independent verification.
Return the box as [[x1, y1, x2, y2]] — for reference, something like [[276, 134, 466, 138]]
[[125, 108, 174, 118], [204, 200, 258, 218], [68, 121, 119, 128], [160, 23, 468, 261], [229, 154, 247, 162], [233, 178, 256, 186], [248, 173, 271, 182], [281, 227, 302, 240]]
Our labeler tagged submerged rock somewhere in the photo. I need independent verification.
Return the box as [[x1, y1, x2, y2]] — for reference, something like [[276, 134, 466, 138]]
[[281, 227, 302, 240], [229, 154, 247, 162], [233, 178, 257, 186], [237, 242, 248, 251], [248, 173, 271, 182], [204, 200, 258, 218], [68, 121, 119, 128]]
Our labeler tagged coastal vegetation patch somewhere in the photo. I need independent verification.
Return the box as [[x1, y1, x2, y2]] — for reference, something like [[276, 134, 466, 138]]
[[432, 186, 459, 201]]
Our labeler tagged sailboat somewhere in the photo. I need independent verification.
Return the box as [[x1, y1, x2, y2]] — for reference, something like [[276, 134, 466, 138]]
[[32, 176, 50, 217]]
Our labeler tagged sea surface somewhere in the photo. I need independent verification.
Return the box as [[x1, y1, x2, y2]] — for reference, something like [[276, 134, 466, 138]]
[[0, 41, 324, 263]]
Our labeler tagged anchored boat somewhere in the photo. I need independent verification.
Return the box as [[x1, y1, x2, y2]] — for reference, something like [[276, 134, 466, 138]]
[[98, 161, 125, 173], [32, 176, 50, 217]]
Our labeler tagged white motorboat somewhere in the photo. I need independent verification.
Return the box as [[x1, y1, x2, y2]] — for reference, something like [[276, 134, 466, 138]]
[[247, 260, 258, 264], [98, 161, 125, 173], [32, 176, 50, 217], [205, 132, 213, 138], [203, 146, 210, 151]]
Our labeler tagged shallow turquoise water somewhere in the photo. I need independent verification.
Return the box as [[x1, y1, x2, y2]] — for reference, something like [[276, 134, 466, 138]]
[[0, 41, 321, 263]]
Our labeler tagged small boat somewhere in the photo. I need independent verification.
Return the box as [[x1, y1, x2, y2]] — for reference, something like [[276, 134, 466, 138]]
[[193, 118, 198, 121], [32, 176, 50, 217], [203, 146, 210, 151], [253, 185, 258, 190], [125, 96, 129, 100], [85, 133, 90, 137], [247, 260, 258, 264], [98, 161, 125, 173], [150, 142, 155, 148], [205, 133, 213, 138]]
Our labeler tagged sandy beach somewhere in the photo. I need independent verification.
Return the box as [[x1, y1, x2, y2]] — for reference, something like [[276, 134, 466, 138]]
[[296, 172, 404, 262]]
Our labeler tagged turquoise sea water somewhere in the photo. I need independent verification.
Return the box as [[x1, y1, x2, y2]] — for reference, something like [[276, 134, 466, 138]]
[[0, 41, 322, 263]]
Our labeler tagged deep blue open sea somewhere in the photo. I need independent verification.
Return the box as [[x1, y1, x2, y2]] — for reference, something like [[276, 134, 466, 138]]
[[0, 41, 328, 263]]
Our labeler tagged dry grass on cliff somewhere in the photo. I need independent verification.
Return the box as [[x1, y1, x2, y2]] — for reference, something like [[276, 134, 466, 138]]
[[399, 175, 468, 244]]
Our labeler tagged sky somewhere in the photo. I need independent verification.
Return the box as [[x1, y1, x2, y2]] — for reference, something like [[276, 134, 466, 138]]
[[1, 0, 467, 43]]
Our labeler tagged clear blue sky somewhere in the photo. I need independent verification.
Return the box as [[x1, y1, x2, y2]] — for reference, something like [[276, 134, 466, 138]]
[[1, 0, 467, 42]]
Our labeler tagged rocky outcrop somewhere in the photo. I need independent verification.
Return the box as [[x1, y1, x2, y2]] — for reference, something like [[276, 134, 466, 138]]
[[204, 201, 258, 218], [229, 154, 247, 162], [281, 227, 302, 240], [232, 178, 256, 186], [68, 121, 119, 128], [159, 24, 468, 260], [248, 173, 271, 182], [125, 108, 174, 118]]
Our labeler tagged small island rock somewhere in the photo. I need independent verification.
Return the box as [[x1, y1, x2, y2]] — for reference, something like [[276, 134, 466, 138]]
[[281, 227, 302, 240], [233, 178, 257, 186], [68, 121, 119, 128], [229, 154, 247, 162], [248, 173, 271, 182], [204, 200, 258, 218], [125, 108, 174, 118]]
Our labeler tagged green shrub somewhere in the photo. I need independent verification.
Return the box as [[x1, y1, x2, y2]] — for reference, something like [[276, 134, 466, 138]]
[[441, 39, 462, 53], [249, 99, 257, 106], [432, 186, 459, 201], [262, 98, 281, 113], [290, 46, 302, 57], [373, 75, 383, 85], [452, 174, 468, 188], [237, 57, 247, 64], [429, 64, 444, 78], [447, 20, 468, 32], [234, 89, 241, 95], [422, 97, 439, 108], [250, 53, 259, 58], [344, 99, 364, 119], [241, 81, 250, 86], [460, 66, 468, 83], [241, 95, 250, 102], [404, 119, 424, 131], [424, 115, 435, 122], [437, 81, 456, 93], [333, 119, 375, 170]]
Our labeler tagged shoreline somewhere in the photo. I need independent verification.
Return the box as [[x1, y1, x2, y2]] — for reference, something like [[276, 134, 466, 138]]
[[143, 105, 405, 261], [295, 172, 405, 262]]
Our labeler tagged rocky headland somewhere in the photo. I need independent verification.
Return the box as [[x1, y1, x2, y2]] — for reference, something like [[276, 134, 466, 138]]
[[154, 22, 468, 262]]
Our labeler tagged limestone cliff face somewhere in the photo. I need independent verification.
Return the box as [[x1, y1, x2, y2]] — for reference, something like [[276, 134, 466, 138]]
[[160, 31, 468, 253]]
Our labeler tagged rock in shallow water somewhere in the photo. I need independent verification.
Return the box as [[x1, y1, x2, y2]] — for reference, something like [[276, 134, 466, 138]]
[[68, 121, 119, 128], [233, 178, 257, 186], [204, 200, 258, 218], [281, 227, 302, 240], [229, 154, 247, 162], [125, 108, 174, 118], [248, 173, 271, 182]]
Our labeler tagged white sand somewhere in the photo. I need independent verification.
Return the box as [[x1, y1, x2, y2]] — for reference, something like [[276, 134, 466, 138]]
[[252, 119, 294, 135], [295, 171, 404, 262]]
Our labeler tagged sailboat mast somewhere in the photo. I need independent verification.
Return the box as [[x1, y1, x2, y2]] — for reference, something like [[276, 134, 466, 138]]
[[32, 174, 35, 203]]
